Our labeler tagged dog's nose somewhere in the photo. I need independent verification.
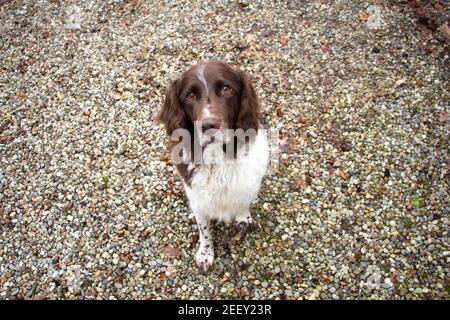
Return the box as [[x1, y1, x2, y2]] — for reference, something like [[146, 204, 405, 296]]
[[201, 118, 220, 133]]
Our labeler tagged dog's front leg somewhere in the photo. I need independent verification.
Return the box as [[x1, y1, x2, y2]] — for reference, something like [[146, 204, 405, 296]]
[[195, 214, 214, 272]]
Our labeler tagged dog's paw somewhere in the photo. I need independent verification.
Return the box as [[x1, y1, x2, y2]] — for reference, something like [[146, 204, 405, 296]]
[[196, 247, 214, 273], [236, 219, 258, 238]]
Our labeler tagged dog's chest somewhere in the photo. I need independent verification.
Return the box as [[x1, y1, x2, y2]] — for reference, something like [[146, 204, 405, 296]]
[[191, 161, 255, 198], [186, 161, 261, 219], [184, 133, 269, 218]]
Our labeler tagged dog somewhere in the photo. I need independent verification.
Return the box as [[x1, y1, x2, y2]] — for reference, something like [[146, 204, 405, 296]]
[[156, 61, 269, 272]]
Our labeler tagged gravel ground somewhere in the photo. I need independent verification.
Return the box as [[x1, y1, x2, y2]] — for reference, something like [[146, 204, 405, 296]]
[[0, 0, 449, 300]]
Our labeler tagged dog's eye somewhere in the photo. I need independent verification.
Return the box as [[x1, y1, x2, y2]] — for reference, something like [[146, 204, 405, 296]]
[[221, 84, 232, 94], [186, 92, 196, 101]]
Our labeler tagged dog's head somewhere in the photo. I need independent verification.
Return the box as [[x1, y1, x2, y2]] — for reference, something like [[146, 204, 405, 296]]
[[156, 61, 259, 147]]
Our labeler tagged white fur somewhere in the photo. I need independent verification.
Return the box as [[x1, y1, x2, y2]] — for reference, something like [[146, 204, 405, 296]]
[[185, 131, 269, 221], [202, 106, 212, 118], [196, 64, 209, 96], [181, 130, 269, 271]]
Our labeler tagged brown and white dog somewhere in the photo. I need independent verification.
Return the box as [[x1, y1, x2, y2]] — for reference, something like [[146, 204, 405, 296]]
[[156, 61, 269, 272]]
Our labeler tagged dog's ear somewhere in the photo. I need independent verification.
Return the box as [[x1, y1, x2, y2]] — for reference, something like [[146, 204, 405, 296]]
[[235, 70, 260, 132], [156, 79, 186, 136]]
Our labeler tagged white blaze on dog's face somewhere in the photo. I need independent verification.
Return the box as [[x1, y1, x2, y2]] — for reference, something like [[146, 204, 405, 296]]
[[196, 64, 209, 97]]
